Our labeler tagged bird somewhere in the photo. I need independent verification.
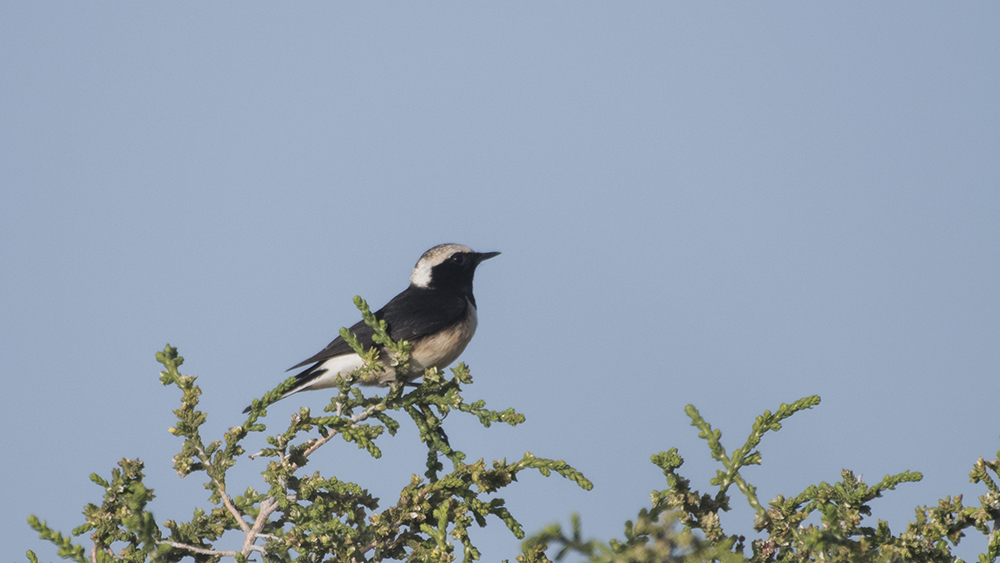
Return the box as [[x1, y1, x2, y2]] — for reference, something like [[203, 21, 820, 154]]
[[244, 243, 499, 413]]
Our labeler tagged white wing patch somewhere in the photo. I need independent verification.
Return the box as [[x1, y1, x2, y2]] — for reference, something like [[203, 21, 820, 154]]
[[283, 353, 366, 397]]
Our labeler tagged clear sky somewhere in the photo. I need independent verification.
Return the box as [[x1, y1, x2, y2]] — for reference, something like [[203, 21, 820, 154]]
[[2, 3, 999, 562]]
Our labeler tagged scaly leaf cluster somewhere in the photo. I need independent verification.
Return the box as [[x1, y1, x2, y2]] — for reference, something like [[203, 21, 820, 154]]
[[525, 396, 1000, 563], [28, 298, 590, 563]]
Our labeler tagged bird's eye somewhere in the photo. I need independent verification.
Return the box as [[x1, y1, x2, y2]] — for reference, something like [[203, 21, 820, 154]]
[[450, 254, 466, 264]]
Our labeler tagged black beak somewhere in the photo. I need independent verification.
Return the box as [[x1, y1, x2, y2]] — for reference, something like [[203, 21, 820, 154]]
[[476, 251, 501, 262]]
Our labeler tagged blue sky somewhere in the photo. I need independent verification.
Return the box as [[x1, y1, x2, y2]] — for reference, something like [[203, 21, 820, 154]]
[[3, 3, 999, 561]]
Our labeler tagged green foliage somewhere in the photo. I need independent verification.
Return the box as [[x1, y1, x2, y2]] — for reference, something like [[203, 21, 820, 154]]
[[27, 297, 591, 563], [525, 397, 1000, 563], [25, 298, 1000, 562]]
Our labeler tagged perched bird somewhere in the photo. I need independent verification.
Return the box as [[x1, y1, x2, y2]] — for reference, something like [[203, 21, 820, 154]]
[[244, 243, 499, 413]]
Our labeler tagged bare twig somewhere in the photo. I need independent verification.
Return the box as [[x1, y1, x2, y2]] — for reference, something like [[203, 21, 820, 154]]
[[301, 429, 340, 460], [350, 541, 379, 563], [217, 481, 251, 534], [194, 444, 252, 535], [242, 497, 279, 558], [298, 404, 379, 466], [159, 540, 247, 558]]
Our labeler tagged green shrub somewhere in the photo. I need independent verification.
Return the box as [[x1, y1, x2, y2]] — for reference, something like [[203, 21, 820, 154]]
[[26, 297, 1000, 563]]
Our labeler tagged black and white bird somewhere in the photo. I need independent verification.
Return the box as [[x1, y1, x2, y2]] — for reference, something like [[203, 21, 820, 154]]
[[244, 243, 499, 413]]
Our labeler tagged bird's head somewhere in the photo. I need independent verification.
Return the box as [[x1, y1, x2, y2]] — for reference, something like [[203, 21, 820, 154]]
[[409, 243, 500, 291]]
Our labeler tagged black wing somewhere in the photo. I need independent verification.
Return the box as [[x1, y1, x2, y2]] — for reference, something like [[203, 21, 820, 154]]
[[287, 286, 469, 371]]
